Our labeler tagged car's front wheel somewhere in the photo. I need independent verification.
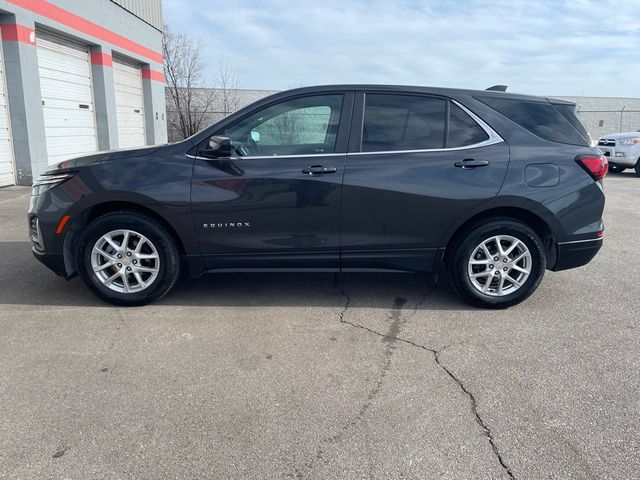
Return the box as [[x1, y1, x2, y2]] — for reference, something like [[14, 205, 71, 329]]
[[449, 219, 546, 309], [77, 211, 181, 306]]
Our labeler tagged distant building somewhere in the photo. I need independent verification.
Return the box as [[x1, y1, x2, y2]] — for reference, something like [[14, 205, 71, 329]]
[[166, 87, 640, 146], [554, 96, 640, 141], [0, 0, 166, 186]]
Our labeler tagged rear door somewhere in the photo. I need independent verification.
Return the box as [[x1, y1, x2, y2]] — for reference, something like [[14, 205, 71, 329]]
[[191, 92, 353, 270], [340, 92, 509, 272]]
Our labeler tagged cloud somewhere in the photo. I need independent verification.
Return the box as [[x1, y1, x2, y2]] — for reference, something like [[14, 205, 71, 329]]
[[163, 0, 640, 96]]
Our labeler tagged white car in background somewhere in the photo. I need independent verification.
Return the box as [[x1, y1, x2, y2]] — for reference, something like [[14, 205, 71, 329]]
[[597, 132, 640, 175]]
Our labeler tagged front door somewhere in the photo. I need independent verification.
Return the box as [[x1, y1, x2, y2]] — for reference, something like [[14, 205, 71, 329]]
[[191, 92, 352, 271], [340, 92, 510, 272]]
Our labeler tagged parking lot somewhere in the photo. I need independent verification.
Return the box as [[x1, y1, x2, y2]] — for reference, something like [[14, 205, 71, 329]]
[[0, 173, 638, 480]]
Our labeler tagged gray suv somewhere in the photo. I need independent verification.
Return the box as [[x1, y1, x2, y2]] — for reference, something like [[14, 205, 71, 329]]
[[29, 85, 607, 308]]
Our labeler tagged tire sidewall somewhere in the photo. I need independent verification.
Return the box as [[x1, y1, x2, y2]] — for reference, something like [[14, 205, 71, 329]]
[[451, 220, 546, 308], [78, 213, 180, 306]]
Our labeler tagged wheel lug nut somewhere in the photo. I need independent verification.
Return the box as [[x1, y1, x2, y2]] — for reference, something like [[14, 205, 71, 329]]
[[489, 264, 494, 269], [126, 266, 132, 271], [117, 263, 122, 268], [127, 252, 132, 257], [503, 267, 508, 271], [495, 271, 500, 275], [494, 257, 499, 261], [503, 258, 508, 262], [133, 260, 137, 264], [117, 254, 122, 259]]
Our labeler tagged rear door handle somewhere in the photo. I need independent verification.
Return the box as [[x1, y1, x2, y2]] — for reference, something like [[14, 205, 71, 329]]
[[454, 159, 489, 169], [302, 165, 338, 175]]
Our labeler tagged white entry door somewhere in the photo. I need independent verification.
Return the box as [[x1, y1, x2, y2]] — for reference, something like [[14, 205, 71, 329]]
[[37, 30, 97, 165], [0, 40, 15, 186], [113, 56, 146, 149]]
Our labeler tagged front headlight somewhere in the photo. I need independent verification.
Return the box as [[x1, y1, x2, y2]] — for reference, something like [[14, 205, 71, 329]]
[[32, 171, 77, 195], [619, 137, 640, 145]]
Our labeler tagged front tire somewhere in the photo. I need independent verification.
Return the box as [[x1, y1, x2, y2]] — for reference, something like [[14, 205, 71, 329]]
[[449, 219, 546, 309], [77, 211, 181, 306]]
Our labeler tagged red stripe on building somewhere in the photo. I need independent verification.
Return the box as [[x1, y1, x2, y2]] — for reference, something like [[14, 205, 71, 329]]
[[7, 0, 162, 63], [142, 67, 165, 83], [0, 23, 35, 44], [90, 51, 113, 67]]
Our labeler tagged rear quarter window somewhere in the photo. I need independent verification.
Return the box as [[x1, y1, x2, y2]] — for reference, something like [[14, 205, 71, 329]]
[[552, 103, 592, 144], [476, 97, 589, 146]]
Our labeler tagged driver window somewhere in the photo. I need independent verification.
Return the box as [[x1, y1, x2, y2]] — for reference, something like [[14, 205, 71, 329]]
[[218, 94, 343, 157]]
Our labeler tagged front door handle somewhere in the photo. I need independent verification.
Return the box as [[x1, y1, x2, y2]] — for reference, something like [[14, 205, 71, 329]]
[[455, 159, 489, 169], [302, 165, 338, 175]]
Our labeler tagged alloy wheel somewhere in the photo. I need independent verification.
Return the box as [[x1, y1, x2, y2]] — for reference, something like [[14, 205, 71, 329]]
[[91, 229, 160, 294], [467, 235, 532, 297]]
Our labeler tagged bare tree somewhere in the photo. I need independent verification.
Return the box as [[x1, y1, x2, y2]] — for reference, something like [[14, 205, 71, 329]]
[[216, 57, 241, 116], [271, 111, 302, 145], [163, 24, 216, 139]]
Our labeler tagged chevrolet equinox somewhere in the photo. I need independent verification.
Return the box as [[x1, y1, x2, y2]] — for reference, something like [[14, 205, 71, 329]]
[[29, 85, 607, 308]]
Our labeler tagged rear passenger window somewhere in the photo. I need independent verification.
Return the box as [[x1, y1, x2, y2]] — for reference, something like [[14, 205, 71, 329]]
[[447, 103, 489, 147], [362, 94, 446, 151], [477, 97, 589, 146]]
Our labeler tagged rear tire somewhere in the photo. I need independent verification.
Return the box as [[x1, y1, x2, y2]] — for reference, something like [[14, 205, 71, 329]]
[[635, 159, 640, 177], [449, 218, 546, 309], [77, 211, 181, 306], [608, 164, 626, 174]]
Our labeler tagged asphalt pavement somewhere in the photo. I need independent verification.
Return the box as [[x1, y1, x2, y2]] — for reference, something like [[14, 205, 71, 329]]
[[0, 173, 638, 479]]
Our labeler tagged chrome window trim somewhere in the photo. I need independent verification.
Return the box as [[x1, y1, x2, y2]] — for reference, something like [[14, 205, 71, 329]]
[[188, 152, 346, 161], [189, 99, 504, 160]]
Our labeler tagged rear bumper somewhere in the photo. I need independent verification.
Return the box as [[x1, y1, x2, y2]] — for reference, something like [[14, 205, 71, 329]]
[[551, 238, 603, 271]]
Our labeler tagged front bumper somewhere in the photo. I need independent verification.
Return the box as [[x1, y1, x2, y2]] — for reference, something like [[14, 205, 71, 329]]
[[598, 147, 638, 167], [32, 248, 68, 277], [552, 238, 603, 271], [29, 190, 74, 279]]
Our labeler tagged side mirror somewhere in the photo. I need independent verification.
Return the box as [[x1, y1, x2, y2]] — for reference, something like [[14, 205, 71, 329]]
[[203, 136, 232, 158]]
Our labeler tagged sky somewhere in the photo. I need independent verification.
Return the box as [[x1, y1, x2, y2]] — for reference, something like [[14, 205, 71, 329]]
[[163, 0, 640, 97]]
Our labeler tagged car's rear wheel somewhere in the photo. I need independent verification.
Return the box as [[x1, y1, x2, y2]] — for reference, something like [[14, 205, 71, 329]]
[[608, 164, 626, 174], [77, 211, 181, 306], [449, 219, 546, 309], [635, 159, 640, 177]]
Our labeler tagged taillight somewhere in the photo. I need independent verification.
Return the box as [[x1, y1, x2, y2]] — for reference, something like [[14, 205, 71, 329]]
[[576, 154, 608, 181]]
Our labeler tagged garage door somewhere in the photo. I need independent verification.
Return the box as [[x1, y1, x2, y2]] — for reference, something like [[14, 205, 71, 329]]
[[36, 31, 97, 165], [0, 40, 15, 187], [113, 57, 146, 149]]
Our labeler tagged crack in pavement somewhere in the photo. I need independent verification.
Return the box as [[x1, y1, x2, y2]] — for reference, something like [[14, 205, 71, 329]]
[[332, 274, 516, 480], [293, 293, 410, 478], [96, 307, 129, 375]]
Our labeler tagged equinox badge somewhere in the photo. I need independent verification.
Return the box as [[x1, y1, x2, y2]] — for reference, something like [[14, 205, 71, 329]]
[[203, 222, 251, 229]]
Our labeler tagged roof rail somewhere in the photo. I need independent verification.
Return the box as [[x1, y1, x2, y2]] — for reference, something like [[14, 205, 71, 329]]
[[486, 85, 508, 92]]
